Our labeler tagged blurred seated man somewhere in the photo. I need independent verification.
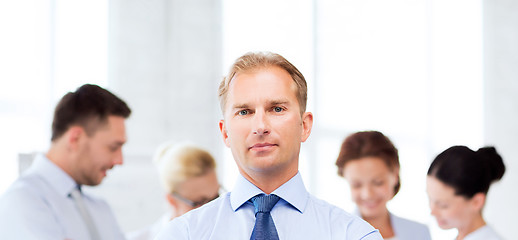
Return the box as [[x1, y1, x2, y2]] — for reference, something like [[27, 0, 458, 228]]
[[126, 142, 221, 240]]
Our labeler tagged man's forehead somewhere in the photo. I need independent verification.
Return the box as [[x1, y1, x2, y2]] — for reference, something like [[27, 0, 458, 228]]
[[229, 67, 296, 91], [223, 65, 300, 111], [230, 98, 291, 108]]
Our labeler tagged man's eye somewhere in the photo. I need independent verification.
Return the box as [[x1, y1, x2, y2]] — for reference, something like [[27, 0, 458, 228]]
[[238, 110, 249, 116], [109, 146, 119, 152], [273, 107, 283, 112]]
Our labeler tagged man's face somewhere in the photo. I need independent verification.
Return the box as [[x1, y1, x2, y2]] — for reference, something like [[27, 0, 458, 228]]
[[219, 66, 312, 180], [76, 115, 127, 186]]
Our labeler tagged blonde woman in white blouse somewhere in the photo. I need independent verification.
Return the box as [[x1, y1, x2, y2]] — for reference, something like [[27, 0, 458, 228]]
[[127, 142, 221, 240]]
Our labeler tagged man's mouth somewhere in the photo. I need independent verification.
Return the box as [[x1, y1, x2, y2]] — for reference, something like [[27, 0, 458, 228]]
[[249, 143, 277, 151]]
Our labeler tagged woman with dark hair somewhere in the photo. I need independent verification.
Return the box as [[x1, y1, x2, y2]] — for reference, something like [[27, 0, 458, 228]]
[[427, 145, 505, 240], [336, 131, 431, 240]]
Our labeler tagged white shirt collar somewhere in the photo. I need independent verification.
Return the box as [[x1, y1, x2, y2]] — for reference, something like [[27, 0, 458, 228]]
[[230, 172, 309, 213], [29, 154, 78, 197]]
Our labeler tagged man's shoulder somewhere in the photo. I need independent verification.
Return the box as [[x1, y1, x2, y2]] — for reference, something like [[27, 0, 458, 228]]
[[181, 192, 229, 221], [0, 173, 54, 233], [306, 194, 357, 219], [155, 193, 230, 239], [0, 173, 57, 222], [1, 172, 47, 202], [305, 194, 382, 239]]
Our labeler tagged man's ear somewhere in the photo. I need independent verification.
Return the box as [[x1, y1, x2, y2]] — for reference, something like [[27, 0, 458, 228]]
[[66, 126, 84, 151], [219, 120, 230, 147], [300, 112, 313, 142]]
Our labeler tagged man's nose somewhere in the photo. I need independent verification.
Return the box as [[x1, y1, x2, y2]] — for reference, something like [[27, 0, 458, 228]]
[[252, 111, 270, 135], [113, 149, 123, 165]]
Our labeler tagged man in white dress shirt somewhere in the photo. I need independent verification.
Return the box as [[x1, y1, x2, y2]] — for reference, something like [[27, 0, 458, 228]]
[[0, 84, 131, 240], [155, 52, 382, 239]]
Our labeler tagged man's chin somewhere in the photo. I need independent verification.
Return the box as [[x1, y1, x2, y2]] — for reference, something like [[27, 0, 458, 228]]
[[250, 159, 281, 171], [83, 176, 104, 186]]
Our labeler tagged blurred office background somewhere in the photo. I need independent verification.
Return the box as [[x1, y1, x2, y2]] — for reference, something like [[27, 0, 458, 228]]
[[0, 0, 516, 239]]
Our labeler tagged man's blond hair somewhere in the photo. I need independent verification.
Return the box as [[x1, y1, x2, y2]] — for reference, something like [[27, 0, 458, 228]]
[[218, 52, 307, 115]]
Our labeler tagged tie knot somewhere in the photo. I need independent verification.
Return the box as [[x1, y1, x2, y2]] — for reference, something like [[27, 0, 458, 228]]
[[69, 185, 82, 198], [251, 194, 280, 214]]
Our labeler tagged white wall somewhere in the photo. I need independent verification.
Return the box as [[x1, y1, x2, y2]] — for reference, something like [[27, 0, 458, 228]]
[[102, 0, 223, 232], [482, 1, 518, 239]]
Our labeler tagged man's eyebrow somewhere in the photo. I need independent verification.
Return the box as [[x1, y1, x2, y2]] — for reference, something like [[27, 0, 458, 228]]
[[231, 103, 249, 110], [269, 99, 290, 105], [112, 140, 126, 146], [230, 99, 291, 110]]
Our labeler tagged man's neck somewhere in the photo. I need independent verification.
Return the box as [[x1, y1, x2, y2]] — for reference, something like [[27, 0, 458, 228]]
[[46, 144, 75, 183], [240, 168, 298, 194]]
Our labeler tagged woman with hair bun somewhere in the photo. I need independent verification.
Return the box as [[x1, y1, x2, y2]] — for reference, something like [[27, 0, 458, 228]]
[[427, 145, 505, 240], [336, 131, 431, 240]]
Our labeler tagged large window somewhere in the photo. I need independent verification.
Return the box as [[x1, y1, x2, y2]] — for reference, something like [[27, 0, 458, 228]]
[[0, 0, 108, 192]]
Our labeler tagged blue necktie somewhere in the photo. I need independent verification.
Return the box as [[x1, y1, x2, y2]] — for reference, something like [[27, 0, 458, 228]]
[[250, 194, 280, 240]]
